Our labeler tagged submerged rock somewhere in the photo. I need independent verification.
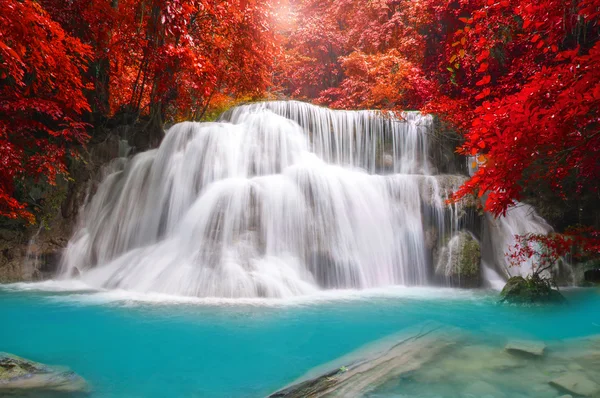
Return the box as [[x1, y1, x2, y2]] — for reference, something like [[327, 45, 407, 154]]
[[505, 340, 546, 357], [500, 276, 566, 304], [0, 353, 88, 394], [549, 373, 600, 397], [463, 380, 505, 398], [268, 323, 462, 398]]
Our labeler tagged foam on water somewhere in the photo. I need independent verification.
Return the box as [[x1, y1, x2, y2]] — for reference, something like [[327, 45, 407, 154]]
[[0, 280, 486, 308]]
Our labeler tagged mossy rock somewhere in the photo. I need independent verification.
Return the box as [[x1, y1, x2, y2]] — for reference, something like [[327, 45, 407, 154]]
[[458, 236, 481, 278], [435, 231, 481, 287], [500, 276, 566, 304], [0, 353, 88, 394]]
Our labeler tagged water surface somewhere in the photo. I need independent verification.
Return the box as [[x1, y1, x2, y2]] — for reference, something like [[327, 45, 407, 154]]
[[1, 283, 599, 397]]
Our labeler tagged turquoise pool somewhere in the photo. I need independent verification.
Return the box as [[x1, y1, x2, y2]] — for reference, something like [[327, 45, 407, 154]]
[[1, 283, 599, 397]]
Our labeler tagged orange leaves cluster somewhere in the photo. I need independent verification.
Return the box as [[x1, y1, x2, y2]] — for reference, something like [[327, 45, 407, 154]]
[[275, 0, 432, 107]]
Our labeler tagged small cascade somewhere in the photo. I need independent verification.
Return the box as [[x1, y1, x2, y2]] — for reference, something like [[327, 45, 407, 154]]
[[465, 156, 568, 284], [481, 203, 562, 278], [59, 101, 558, 297]]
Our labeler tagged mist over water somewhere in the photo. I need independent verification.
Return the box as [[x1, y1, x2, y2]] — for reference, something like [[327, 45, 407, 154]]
[[58, 101, 553, 297]]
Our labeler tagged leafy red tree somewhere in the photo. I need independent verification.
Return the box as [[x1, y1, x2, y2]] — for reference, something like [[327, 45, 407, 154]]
[[276, 0, 435, 108], [440, 0, 600, 217], [0, 0, 91, 222], [279, 0, 600, 220], [508, 227, 600, 277], [43, 0, 278, 123], [1, 0, 280, 222]]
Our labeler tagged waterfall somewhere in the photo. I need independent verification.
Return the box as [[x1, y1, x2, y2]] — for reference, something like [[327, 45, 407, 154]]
[[467, 156, 571, 283], [58, 101, 557, 297], [481, 204, 553, 278]]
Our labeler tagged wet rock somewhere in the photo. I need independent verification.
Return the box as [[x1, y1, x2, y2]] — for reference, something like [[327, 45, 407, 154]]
[[505, 340, 546, 357], [309, 252, 361, 289], [434, 231, 481, 288], [424, 227, 438, 251], [500, 276, 566, 304], [268, 323, 462, 398], [414, 367, 447, 383], [449, 345, 525, 372], [549, 373, 600, 397], [0, 352, 88, 394]]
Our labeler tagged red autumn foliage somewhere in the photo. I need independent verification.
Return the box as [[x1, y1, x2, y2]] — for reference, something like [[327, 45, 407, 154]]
[[0, 0, 91, 222], [1, 0, 278, 222], [277, 0, 600, 225], [439, 0, 600, 217], [41, 0, 278, 121], [2, 0, 599, 240], [508, 227, 600, 276]]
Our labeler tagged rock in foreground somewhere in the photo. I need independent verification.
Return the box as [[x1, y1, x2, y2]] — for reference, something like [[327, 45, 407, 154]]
[[549, 372, 600, 397], [0, 353, 88, 395], [268, 323, 461, 397]]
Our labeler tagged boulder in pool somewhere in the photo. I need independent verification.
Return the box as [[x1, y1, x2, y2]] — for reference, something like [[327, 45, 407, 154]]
[[0, 352, 88, 394], [500, 275, 566, 304], [505, 340, 546, 357]]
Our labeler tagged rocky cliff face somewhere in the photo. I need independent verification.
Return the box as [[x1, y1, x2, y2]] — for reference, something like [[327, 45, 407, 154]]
[[0, 127, 140, 282]]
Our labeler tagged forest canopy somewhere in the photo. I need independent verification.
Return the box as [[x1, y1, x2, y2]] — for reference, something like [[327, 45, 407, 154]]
[[1, 0, 599, 242]]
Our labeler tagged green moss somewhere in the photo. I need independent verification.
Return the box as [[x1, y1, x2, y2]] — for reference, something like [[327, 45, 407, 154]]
[[458, 238, 480, 277], [500, 275, 566, 304], [437, 232, 481, 287]]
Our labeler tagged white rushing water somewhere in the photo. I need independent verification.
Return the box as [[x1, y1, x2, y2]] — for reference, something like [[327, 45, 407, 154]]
[[482, 204, 559, 278], [466, 157, 565, 283], [58, 101, 556, 297]]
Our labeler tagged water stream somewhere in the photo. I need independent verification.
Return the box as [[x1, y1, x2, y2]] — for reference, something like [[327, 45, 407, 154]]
[[2, 101, 596, 398], [58, 101, 558, 297]]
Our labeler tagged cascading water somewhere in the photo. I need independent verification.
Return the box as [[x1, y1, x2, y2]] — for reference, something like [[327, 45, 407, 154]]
[[481, 204, 562, 279], [59, 101, 464, 297], [465, 156, 572, 285], [58, 101, 558, 297]]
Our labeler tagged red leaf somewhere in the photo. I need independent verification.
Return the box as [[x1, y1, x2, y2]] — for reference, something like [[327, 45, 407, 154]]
[[476, 75, 491, 86]]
